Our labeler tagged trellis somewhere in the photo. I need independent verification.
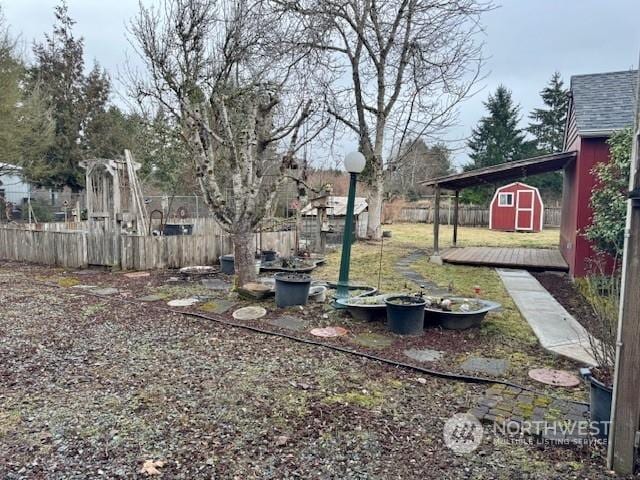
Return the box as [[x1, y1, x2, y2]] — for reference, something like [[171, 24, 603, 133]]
[[79, 149, 148, 234]]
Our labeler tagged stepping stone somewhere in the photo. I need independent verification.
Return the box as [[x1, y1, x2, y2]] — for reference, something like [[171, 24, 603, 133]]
[[404, 348, 444, 362], [528, 368, 581, 387], [232, 306, 267, 320], [199, 299, 236, 314], [266, 315, 309, 332], [460, 356, 509, 376], [352, 332, 394, 349], [91, 287, 119, 296], [124, 271, 150, 278], [167, 298, 199, 307], [310, 326, 348, 338], [201, 278, 232, 291], [137, 294, 164, 302]]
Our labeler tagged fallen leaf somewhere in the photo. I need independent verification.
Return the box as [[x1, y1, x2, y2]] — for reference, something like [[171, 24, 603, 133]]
[[140, 459, 165, 476], [275, 435, 289, 447]]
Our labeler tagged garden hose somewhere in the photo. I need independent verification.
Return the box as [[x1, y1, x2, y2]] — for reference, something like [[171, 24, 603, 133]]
[[41, 279, 589, 407]]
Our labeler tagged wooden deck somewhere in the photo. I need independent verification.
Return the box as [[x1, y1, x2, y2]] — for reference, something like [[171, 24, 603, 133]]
[[441, 247, 568, 271]]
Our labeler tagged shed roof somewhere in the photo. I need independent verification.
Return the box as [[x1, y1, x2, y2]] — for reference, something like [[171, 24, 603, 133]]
[[301, 196, 367, 216], [419, 151, 577, 190], [571, 69, 637, 134]]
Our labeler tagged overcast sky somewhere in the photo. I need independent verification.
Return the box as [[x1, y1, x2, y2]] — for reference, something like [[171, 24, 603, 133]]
[[3, 0, 640, 168]]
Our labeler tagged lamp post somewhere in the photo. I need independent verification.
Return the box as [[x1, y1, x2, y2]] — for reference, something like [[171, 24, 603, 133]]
[[336, 151, 366, 300]]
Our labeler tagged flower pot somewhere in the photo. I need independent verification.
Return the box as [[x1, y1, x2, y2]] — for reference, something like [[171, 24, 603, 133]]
[[582, 370, 612, 439], [384, 295, 426, 335], [274, 272, 312, 308], [261, 249, 277, 262], [308, 285, 327, 303], [219, 255, 235, 275]]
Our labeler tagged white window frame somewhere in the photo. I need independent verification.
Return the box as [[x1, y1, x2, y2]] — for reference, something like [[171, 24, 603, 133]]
[[498, 192, 513, 207]]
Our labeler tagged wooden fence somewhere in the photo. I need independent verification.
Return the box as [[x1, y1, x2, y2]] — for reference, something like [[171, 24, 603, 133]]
[[0, 218, 296, 270], [397, 206, 561, 228], [0, 228, 87, 268]]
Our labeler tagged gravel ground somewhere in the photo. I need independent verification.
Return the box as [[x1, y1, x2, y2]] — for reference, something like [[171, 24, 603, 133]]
[[0, 263, 622, 479]]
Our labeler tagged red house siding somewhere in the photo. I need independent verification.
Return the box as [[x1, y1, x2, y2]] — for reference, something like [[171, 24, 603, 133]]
[[559, 137, 614, 276]]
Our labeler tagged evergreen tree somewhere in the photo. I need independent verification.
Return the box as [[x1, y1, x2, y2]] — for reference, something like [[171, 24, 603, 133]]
[[466, 86, 530, 171], [0, 8, 53, 175], [26, 1, 110, 191], [525, 72, 569, 200], [462, 86, 533, 204], [528, 72, 568, 154]]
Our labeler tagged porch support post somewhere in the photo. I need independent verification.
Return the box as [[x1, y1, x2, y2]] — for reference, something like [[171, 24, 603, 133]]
[[452, 190, 460, 247], [430, 185, 443, 264]]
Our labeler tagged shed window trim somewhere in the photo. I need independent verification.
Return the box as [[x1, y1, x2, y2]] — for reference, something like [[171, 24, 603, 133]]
[[498, 192, 514, 206]]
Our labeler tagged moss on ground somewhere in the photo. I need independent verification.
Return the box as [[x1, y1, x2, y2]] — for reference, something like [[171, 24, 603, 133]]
[[323, 389, 384, 408]]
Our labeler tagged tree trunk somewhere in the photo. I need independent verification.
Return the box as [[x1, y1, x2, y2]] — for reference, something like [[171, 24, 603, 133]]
[[366, 173, 384, 240], [232, 228, 256, 286]]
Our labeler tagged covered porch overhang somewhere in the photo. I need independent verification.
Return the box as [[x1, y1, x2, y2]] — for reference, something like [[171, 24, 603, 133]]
[[418, 151, 577, 265]]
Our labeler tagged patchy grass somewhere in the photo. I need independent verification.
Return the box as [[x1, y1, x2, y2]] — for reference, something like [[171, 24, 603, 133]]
[[386, 223, 560, 249]]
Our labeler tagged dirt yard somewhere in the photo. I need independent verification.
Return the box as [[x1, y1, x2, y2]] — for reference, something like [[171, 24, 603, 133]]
[[0, 260, 622, 479]]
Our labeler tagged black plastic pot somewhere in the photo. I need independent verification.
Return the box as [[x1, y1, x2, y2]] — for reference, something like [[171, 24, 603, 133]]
[[384, 295, 426, 335], [261, 250, 277, 262], [219, 254, 235, 274], [588, 373, 612, 439], [274, 272, 312, 308]]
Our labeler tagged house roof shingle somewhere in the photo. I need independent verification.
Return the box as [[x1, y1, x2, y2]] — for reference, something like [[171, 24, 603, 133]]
[[571, 69, 638, 134]]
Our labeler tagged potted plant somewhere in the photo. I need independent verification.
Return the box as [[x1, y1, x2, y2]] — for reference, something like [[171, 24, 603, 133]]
[[274, 272, 312, 308], [384, 295, 426, 335], [579, 274, 619, 439]]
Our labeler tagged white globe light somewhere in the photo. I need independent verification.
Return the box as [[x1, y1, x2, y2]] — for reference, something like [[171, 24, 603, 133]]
[[344, 151, 366, 173]]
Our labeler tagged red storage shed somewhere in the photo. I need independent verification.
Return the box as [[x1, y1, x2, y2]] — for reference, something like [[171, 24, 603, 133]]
[[489, 182, 543, 232]]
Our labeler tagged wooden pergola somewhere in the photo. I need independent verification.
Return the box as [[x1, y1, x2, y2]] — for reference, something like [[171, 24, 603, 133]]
[[419, 151, 577, 258]]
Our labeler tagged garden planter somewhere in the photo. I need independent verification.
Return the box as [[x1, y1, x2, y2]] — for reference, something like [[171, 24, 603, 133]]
[[424, 297, 501, 330], [384, 295, 426, 335], [261, 250, 277, 262], [261, 257, 317, 273], [274, 272, 312, 308], [336, 294, 392, 322], [581, 369, 613, 439], [219, 255, 235, 274]]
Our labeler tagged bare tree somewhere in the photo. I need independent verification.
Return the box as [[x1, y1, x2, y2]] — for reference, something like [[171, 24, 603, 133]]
[[276, 0, 491, 239], [129, 0, 325, 284]]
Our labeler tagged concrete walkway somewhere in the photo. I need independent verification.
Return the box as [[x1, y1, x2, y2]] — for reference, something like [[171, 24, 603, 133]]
[[497, 269, 597, 366]]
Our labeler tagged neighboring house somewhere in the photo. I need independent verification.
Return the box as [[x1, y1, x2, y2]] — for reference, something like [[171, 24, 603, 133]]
[[560, 70, 637, 276], [489, 182, 544, 233], [0, 163, 30, 205]]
